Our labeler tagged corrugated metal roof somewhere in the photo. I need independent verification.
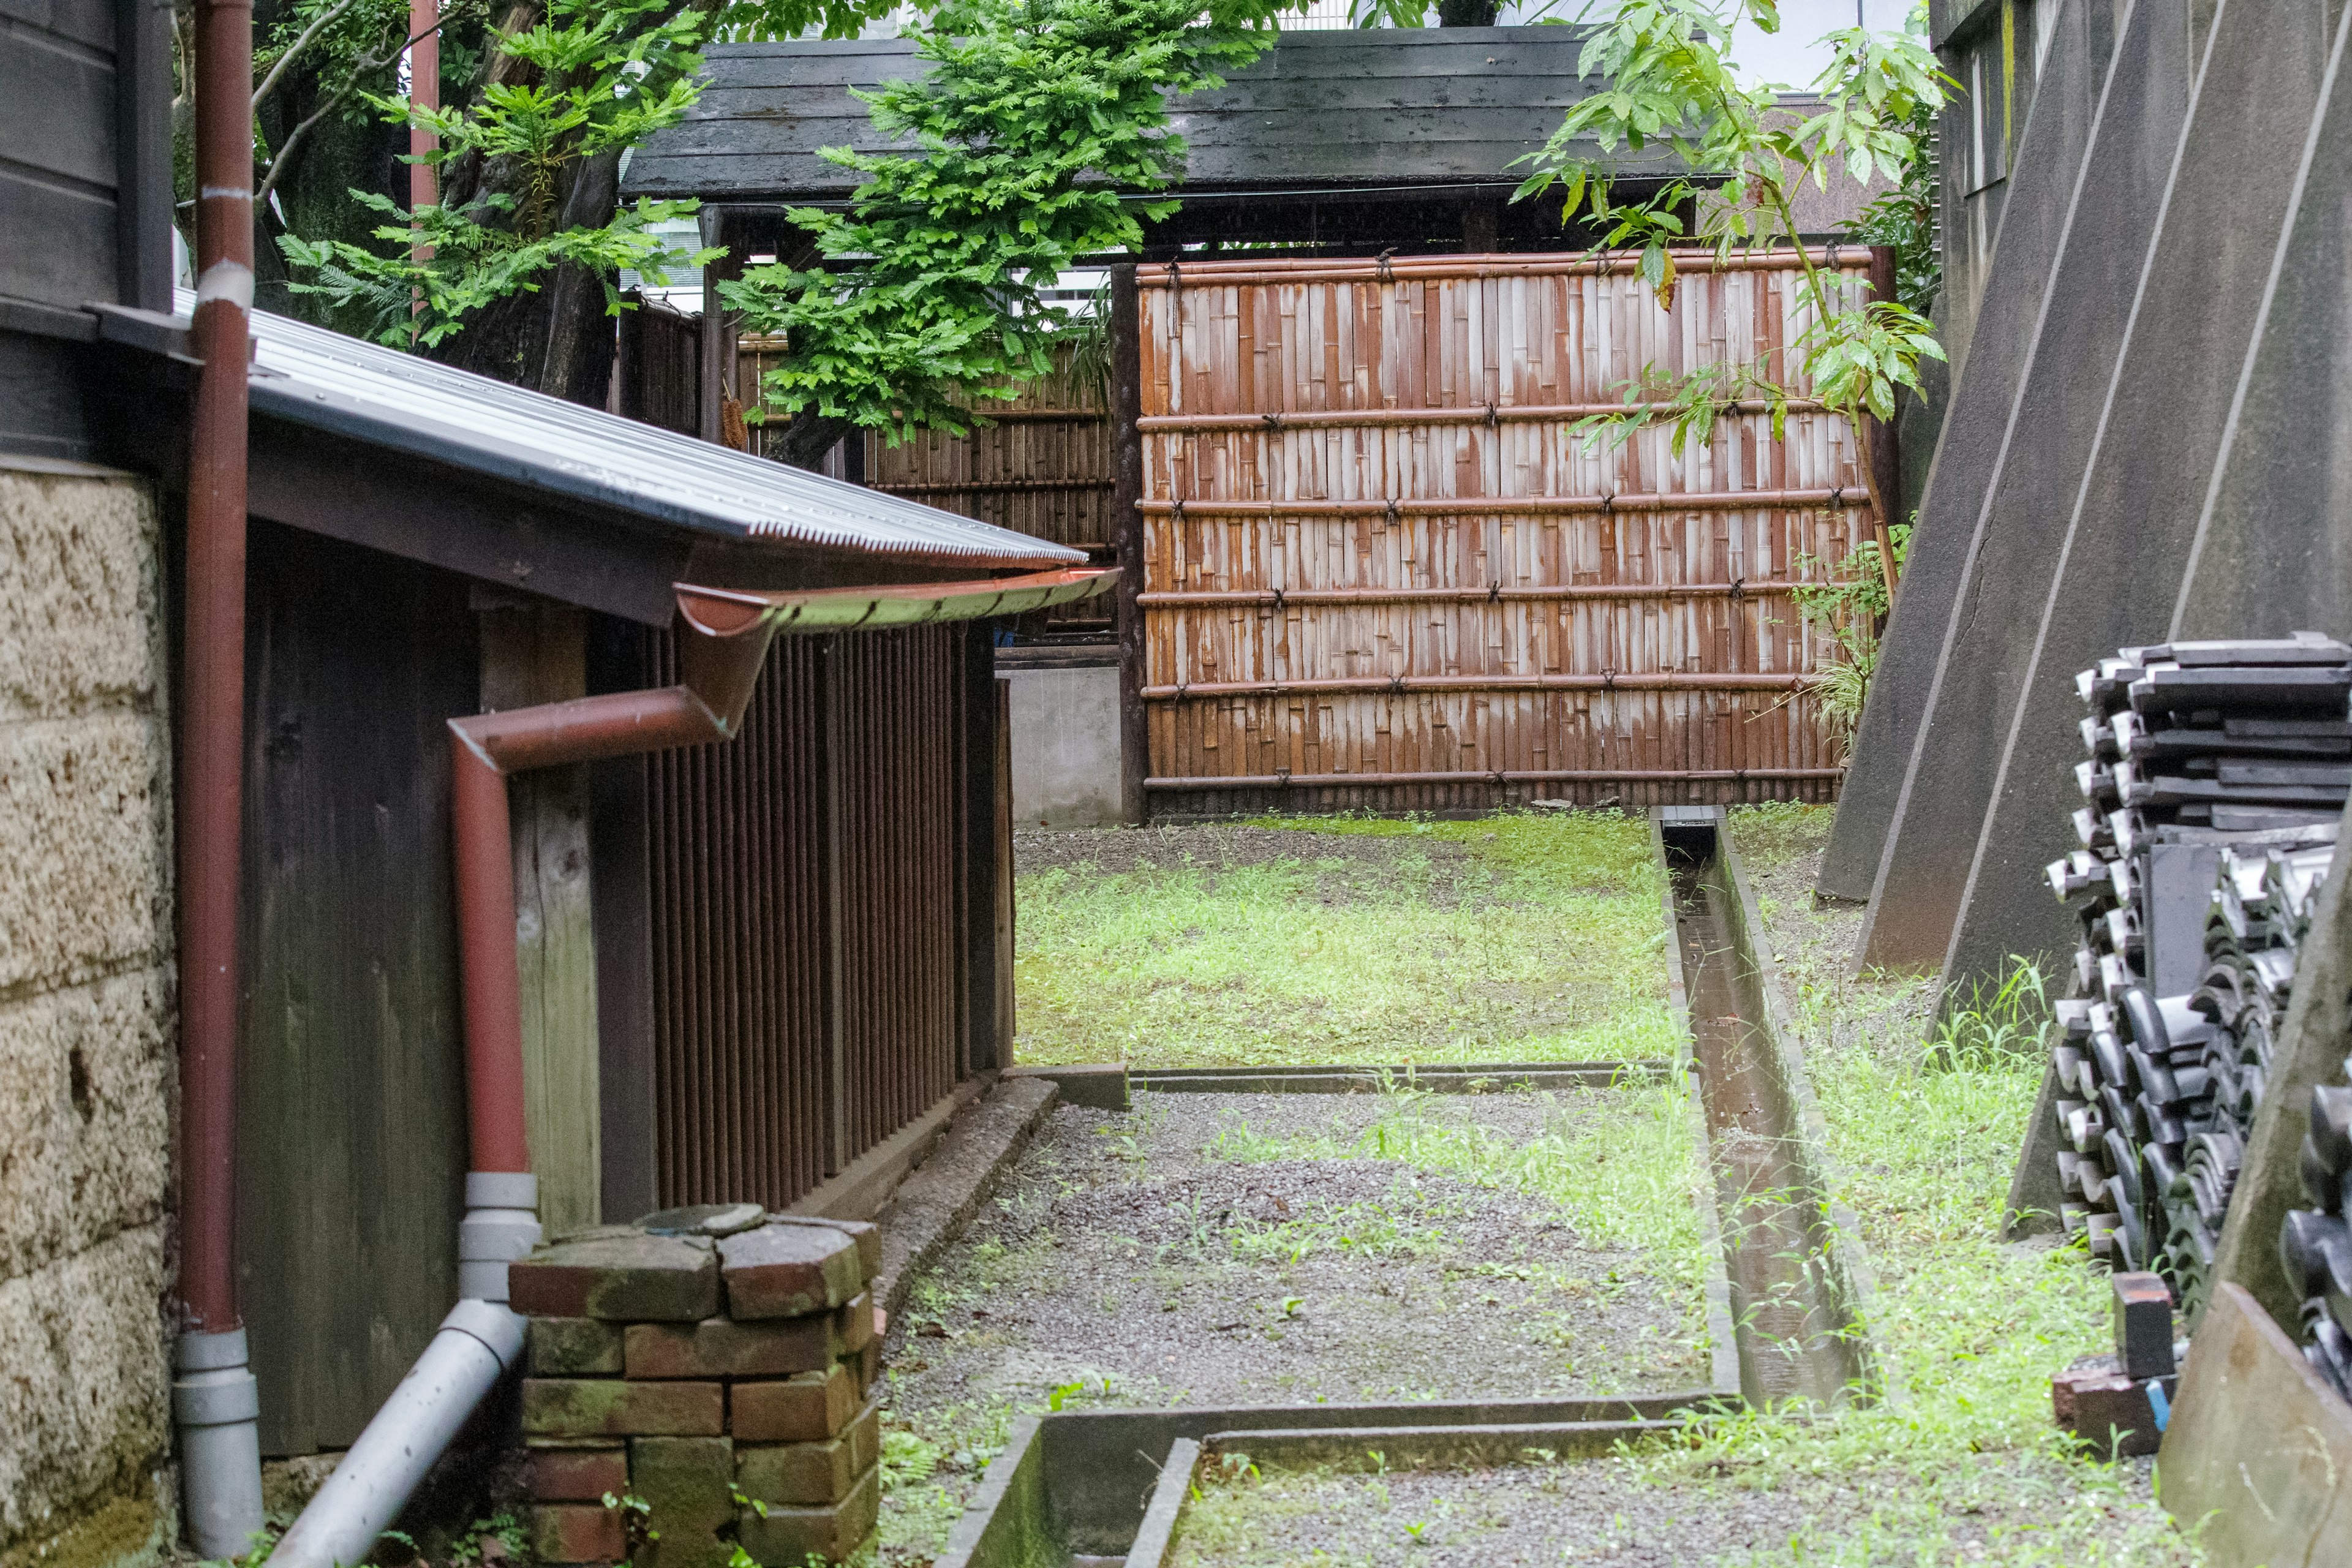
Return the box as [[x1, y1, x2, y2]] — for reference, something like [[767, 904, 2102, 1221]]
[[185, 289, 1084, 568]]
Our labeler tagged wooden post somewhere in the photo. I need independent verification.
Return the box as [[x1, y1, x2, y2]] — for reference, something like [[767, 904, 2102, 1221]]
[[586, 622, 657, 1223], [815, 635, 850, 1174], [698, 207, 747, 445], [474, 590, 601, 1234], [1865, 244, 1905, 604], [959, 621, 1005, 1072], [994, 675, 1016, 1057], [1109, 263, 1149, 826]]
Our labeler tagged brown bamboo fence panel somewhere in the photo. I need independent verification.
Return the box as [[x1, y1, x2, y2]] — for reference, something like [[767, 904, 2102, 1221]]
[[1135, 250, 1874, 815], [760, 343, 1118, 636]]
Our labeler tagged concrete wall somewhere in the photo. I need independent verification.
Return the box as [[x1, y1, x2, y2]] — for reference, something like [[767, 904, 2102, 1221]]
[[0, 459, 176, 1567], [1006, 664, 1123, 831]]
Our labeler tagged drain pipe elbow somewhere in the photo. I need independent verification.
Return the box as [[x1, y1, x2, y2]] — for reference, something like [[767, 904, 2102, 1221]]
[[266, 1298, 527, 1568]]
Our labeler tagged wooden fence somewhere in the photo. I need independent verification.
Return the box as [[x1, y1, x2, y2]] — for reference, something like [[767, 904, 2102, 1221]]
[[1125, 251, 1880, 815]]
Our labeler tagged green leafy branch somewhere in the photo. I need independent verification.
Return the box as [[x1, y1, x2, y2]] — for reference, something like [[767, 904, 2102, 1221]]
[[718, 0, 1283, 466], [1784, 518, 1910, 750], [277, 0, 720, 347], [1513, 1, 1950, 502]]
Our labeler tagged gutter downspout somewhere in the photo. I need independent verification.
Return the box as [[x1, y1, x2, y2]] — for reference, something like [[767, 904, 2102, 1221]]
[[269, 566, 1111, 1568], [175, 0, 265, 1548]]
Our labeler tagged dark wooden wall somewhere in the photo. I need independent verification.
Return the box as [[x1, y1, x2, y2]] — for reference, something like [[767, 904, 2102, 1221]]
[[236, 522, 477, 1457], [0, 0, 174, 458], [233, 529, 1010, 1453]]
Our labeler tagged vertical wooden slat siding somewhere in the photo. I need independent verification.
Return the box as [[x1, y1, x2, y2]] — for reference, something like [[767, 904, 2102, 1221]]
[[643, 623, 967, 1205], [1135, 252, 1869, 812], [641, 631, 829, 1208]]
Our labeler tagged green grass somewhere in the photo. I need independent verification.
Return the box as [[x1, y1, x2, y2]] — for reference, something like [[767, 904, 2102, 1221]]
[[1148, 808, 2196, 1566], [1013, 812, 1675, 1069], [1677, 805, 2194, 1565]]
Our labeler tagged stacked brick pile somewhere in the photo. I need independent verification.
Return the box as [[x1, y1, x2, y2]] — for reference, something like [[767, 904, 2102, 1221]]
[[508, 1207, 884, 1568]]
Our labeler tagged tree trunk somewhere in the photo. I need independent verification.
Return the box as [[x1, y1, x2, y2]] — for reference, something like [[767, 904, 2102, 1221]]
[[769, 411, 859, 472], [434, 149, 620, 403], [1438, 0, 1500, 23]]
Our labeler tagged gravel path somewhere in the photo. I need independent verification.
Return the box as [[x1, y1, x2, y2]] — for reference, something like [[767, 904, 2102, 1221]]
[[883, 1092, 1706, 1419]]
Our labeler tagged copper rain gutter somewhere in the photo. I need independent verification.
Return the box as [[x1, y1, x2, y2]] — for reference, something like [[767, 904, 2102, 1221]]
[[173, 0, 265, 1546], [268, 565, 1112, 1568]]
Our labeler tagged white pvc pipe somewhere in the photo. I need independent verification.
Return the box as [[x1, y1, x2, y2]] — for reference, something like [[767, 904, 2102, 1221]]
[[268, 1298, 526, 1568], [269, 1174, 538, 1568]]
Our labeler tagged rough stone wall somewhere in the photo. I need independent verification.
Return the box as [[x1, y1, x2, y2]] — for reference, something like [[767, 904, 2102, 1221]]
[[0, 460, 176, 1566]]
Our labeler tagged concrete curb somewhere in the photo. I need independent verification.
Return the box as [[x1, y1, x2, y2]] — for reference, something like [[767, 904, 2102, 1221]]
[[872, 1077, 1061, 1321]]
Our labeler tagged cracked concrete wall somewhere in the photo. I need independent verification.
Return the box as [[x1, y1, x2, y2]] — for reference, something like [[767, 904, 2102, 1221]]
[[0, 459, 176, 1567]]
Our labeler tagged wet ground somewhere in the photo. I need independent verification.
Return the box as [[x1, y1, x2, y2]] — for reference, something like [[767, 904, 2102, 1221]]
[[886, 1091, 1706, 1415], [873, 1085, 1709, 1564]]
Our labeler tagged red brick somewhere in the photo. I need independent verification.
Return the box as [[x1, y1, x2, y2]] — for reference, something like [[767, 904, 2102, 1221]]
[[530, 1317, 626, 1376], [2052, 1365, 2173, 1460], [734, 1403, 879, 1509], [524, 1446, 627, 1502], [523, 1378, 724, 1438], [511, 1232, 720, 1322], [718, 1224, 861, 1320], [734, 1465, 878, 1566], [529, 1503, 625, 1564], [842, 1338, 881, 1401], [729, 1365, 856, 1443], [629, 1436, 736, 1568], [846, 1398, 880, 1477], [624, 1316, 843, 1380]]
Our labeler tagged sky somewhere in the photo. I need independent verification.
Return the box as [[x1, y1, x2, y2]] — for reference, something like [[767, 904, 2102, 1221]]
[[1721, 0, 1921, 91]]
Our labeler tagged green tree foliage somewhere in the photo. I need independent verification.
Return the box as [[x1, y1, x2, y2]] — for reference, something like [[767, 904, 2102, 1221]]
[[717, 0, 1286, 466], [1514, 0, 1949, 458], [265, 0, 904, 384], [277, 0, 720, 345], [1846, 85, 1940, 316]]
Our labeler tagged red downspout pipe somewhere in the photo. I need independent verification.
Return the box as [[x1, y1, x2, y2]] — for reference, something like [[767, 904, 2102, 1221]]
[[448, 568, 1112, 1194], [448, 608, 777, 1186], [175, 0, 266, 1550], [268, 567, 1110, 1568]]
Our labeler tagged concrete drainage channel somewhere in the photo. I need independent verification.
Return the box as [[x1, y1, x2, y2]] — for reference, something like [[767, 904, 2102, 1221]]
[[931, 807, 1875, 1568]]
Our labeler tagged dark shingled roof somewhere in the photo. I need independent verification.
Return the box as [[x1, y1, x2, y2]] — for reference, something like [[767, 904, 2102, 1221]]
[[622, 25, 1674, 205]]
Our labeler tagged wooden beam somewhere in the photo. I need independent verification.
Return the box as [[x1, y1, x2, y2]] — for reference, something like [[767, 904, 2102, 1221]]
[[477, 592, 603, 1234], [994, 674, 1016, 1059], [1109, 263, 1148, 827], [958, 620, 1004, 1072], [587, 617, 658, 1224], [816, 635, 851, 1174]]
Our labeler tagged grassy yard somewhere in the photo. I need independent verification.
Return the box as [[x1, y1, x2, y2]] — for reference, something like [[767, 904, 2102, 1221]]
[[1012, 812, 1676, 1069], [1160, 805, 2193, 1566]]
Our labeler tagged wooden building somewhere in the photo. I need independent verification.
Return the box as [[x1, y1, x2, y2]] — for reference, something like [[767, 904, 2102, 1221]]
[[622, 27, 1888, 820], [4, 30, 1098, 1464]]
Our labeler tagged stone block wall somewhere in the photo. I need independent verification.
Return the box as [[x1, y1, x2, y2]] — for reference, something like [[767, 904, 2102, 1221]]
[[0, 461, 176, 1566], [510, 1214, 885, 1568]]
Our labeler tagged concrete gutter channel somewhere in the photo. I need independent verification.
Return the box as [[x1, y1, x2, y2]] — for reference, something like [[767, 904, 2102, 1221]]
[[917, 806, 1879, 1567]]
